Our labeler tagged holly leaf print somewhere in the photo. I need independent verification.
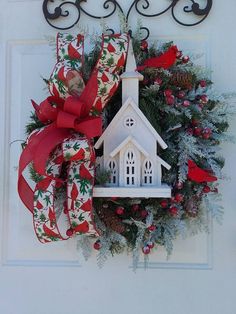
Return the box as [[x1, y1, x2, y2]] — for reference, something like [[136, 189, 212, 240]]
[[43, 195, 51, 206], [73, 142, 80, 151]]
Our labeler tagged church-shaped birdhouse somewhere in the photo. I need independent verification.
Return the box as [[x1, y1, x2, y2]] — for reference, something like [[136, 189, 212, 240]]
[[93, 41, 171, 198]]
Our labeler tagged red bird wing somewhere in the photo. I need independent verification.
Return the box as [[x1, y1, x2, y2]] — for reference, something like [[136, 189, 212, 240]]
[[188, 160, 217, 183], [143, 46, 177, 69]]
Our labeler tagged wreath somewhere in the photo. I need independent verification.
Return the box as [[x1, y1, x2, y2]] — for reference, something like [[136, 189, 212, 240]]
[[19, 32, 232, 268]]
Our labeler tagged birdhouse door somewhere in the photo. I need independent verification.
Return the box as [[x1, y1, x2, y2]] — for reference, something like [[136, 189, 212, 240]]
[[122, 146, 140, 187]]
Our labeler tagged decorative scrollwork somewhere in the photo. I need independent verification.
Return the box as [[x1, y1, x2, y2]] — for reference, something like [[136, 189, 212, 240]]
[[43, 0, 213, 35]]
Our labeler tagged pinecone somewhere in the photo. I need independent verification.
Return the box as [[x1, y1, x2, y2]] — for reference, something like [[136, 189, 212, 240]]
[[170, 71, 193, 89], [97, 206, 126, 234], [185, 196, 199, 218]]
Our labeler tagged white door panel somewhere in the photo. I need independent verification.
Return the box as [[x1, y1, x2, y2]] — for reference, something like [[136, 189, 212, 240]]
[[1, 1, 236, 314]]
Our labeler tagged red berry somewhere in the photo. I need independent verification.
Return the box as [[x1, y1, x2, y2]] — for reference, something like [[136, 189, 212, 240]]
[[199, 80, 207, 88], [160, 200, 168, 208], [141, 209, 148, 218], [166, 95, 175, 106], [111, 196, 118, 201], [176, 51, 183, 59], [203, 185, 211, 193], [175, 193, 184, 203], [175, 182, 183, 189], [182, 100, 190, 107], [202, 128, 212, 139], [202, 133, 211, 139], [147, 242, 155, 249], [198, 103, 204, 111], [154, 77, 162, 85], [141, 40, 148, 51], [164, 89, 173, 97], [116, 206, 125, 215], [201, 94, 208, 104], [142, 246, 151, 255], [192, 119, 199, 126], [66, 228, 74, 237], [171, 196, 176, 204], [131, 204, 140, 212], [194, 127, 202, 137], [93, 241, 101, 250], [148, 225, 156, 232], [182, 56, 190, 63], [169, 206, 178, 216], [186, 128, 194, 135], [177, 91, 185, 99]]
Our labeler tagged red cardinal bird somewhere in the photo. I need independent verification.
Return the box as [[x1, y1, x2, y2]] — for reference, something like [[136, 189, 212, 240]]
[[43, 224, 60, 238], [70, 148, 85, 161], [71, 183, 79, 201], [187, 160, 217, 183], [79, 164, 93, 181], [80, 199, 92, 212], [36, 178, 52, 191], [137, 45, 178, 71], [73, 221, 89, 234], [68, 43, 81, 60]]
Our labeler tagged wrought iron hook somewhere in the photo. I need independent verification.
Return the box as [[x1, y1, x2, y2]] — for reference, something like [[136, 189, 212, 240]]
[[43, 0, 213, 37]]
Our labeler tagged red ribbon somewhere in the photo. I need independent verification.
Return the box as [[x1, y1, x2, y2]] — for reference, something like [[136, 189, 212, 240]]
[[18, 72, 102, 213]]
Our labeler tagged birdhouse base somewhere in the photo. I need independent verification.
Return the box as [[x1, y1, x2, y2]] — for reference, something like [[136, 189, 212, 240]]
[[93, 185, 171, 198]]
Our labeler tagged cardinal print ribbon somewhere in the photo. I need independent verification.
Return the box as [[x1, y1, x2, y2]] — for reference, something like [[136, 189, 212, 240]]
[[18, 33, 129, 243]]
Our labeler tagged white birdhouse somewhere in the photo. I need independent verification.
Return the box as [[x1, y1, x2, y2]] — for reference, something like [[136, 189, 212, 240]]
[[93, 41, 171, 198]]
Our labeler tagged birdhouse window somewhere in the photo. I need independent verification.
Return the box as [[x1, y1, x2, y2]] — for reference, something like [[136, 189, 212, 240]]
[[124, 149, 137, 186], [142, 160, 153, 185], [107, 159, 118, 186], [124, 116, 135, 128]]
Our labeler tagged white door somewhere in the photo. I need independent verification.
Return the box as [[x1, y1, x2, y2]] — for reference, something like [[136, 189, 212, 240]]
[[1, 1, 236, 314], [124, 147, 139, 187]]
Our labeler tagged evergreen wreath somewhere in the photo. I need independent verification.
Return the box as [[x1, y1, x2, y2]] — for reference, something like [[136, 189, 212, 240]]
[[25, 34, 233, 268]]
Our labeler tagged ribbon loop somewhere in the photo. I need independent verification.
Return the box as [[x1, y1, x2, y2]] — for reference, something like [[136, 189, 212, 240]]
[[56, 111, 78, 129], [63, 96, 85, 117]]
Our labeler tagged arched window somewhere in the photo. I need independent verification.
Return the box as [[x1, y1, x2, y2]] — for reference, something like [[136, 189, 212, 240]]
[[124, 149, 136, 186], [142, 160, 153, 185], [107, 159, 118, 186]]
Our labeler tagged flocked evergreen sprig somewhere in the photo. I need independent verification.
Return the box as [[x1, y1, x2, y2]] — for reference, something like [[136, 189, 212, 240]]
[[25, 34, 235, 269]]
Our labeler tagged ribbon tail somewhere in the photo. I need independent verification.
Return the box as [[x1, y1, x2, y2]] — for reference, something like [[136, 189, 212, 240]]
[[18, 176, 34, 213], [33, 147, 70, 243], [33, 126, 70, 177]]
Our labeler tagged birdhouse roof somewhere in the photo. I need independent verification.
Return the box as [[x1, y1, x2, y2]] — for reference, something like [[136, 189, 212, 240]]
[[94, 97, 168, 150], [109, 135, 149, 158], [156, 155, 171, 170]]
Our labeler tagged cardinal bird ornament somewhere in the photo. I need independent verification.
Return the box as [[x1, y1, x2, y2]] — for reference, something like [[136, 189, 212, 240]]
[[187, 160, 217, 183], [137, 45, 178, 71]]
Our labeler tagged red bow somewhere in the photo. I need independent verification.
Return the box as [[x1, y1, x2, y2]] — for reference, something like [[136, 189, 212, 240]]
[[18, 73, 102, 212]]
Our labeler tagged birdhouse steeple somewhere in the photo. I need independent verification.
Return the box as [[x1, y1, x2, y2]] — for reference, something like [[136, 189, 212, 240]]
[[120, 40, 144, 106]]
